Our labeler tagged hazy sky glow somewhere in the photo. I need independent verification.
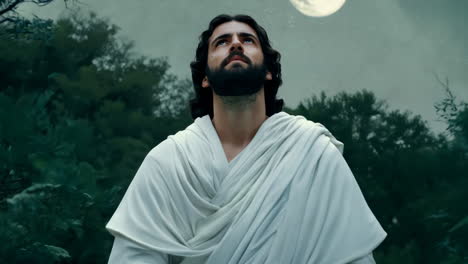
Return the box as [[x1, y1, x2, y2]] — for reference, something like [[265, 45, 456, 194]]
[[19, 0, 468, 134]]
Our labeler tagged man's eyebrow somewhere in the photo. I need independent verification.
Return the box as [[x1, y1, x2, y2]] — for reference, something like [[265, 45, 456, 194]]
[[210, 32, 259, 46]]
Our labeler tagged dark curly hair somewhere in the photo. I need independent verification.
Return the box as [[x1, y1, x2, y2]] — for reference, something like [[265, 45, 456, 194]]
[[189, 14, 284, 120]]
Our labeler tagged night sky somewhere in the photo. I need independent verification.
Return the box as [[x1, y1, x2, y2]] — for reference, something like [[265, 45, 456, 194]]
[[19, 0, 468, 133]]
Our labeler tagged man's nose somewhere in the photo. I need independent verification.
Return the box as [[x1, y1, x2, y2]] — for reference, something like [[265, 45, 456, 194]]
[[230, 36, 243, 52]]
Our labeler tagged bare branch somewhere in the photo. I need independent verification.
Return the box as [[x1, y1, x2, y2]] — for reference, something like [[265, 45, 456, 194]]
[[28, 0, 55, 7], [0, 0, 77, 25], [0, 0, 24, 17], [0, 16, 16, 24], [432, 71, 449, 91]]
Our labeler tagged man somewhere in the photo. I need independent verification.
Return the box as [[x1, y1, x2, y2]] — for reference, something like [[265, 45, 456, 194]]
[[106, 14, 387, 264]]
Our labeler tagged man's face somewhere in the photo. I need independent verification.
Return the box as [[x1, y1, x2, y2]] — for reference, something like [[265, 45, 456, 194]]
[[202, 21, 272, 96]]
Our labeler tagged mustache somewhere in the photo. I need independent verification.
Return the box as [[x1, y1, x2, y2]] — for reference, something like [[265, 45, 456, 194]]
[[222, 51, 251, 67]]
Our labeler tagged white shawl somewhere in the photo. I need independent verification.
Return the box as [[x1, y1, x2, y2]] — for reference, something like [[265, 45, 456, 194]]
[[106, 111, 386, 263]]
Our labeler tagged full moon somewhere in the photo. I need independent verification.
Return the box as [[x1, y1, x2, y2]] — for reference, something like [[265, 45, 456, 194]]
[[289, 0, 346, 17]]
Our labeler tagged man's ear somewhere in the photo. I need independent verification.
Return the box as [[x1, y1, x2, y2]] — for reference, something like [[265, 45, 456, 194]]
[[266, 71, 272, 81], [202, 76, 210, 88]]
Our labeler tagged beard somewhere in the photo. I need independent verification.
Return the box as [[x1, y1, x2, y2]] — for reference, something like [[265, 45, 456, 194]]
[[205, 62, 268, 97]]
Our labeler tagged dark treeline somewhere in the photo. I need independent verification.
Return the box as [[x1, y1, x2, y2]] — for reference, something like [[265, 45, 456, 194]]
[[0, 12, 467, 264]]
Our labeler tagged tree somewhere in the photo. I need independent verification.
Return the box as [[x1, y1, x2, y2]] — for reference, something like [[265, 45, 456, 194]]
[[0, 11, 193, 263], [434, 75, 468, 150], [0, 0, 76, 24], [433, 75, 468, 261], [287, 89, 467, 263]]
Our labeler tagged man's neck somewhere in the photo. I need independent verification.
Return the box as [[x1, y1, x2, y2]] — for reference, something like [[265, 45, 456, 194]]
[[211, 89, 268, 148]]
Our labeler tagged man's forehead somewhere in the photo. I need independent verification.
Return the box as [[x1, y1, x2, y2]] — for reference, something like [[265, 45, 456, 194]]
[[209, 21, 258, 42]]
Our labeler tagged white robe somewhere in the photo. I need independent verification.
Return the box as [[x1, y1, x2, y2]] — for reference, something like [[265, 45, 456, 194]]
[[106, 111, 387, 263]]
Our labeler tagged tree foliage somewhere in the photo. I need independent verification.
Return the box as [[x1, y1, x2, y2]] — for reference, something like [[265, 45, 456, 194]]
[[0, 12, 193, 263], [288, 89, 467, 263]]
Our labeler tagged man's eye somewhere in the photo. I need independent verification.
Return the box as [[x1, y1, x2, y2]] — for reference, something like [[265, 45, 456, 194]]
[[216, 40, 227, 46], [244, 38, 254, 43]]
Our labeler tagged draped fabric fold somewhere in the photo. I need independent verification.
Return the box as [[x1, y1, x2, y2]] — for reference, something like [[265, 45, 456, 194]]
[[106, 111, 386, 264]]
